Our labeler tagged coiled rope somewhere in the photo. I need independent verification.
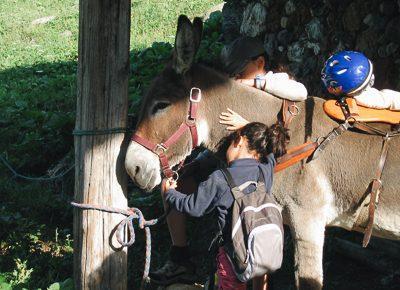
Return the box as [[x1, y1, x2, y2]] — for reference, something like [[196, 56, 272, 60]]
[[71, 202, 167, 289]]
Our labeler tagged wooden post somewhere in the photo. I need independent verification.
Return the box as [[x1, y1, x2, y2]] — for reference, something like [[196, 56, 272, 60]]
[[74, 0, 131, 289]]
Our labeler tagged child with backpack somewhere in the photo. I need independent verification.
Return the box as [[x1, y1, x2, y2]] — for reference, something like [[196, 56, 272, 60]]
[[161, 122, 289, 289]]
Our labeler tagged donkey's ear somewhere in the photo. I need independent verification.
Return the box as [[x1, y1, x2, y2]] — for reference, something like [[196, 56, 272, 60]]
[[192, 17, 203, 52], [172, 15, 197, 75]]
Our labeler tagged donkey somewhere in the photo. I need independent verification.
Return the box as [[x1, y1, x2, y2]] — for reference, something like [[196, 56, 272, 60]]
[[125, 15, 400, 289]]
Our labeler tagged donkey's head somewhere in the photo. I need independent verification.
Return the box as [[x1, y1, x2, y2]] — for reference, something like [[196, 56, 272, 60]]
[[125, 15, 210, 191]]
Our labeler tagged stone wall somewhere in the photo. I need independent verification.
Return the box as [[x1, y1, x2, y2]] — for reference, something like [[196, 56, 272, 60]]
[[222, 0, 400, 95]]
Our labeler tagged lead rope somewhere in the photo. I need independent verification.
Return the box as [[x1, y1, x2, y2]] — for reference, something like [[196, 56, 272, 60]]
[[71, 202, 168, 289]]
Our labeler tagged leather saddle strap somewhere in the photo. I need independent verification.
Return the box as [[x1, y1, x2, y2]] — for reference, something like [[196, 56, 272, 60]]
[[362, 136, 391, 247], [338, 98, 351, 119], [275, 141, 318, 173], [311, 121, 352, 160], [338, 98, 400, 136], [282, 100, 297, 128], [346, 98, 359, 116], [353, 121, 400, 137]]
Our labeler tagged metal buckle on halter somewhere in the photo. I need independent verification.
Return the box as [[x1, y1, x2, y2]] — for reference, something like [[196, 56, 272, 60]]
[[154, 143, 167, 155], [289, 104, 300, 116], [171, 170, 179, 182], [186, 118, 196, 125], [190, 87, 202, 103]]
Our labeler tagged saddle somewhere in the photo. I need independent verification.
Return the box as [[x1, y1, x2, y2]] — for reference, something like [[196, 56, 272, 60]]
[[323, 98, 400, 125]]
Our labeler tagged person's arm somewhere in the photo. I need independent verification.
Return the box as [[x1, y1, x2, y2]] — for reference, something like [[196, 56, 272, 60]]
[[165, 171, 223, 217], [353, 87, 400, 111], [236, 72, 307, 101], [263, 71, 308, 101], [236, 78, 257, 87]]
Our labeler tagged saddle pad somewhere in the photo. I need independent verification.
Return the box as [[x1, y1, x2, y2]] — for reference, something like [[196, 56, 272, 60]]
[[323, 99, 400, 125]]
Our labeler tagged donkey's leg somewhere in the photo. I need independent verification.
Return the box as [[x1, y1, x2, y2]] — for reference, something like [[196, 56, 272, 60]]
[[290, 213, 326, 290]]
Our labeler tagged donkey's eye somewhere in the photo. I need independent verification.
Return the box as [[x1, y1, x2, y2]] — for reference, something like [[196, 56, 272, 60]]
[[152, 101, 171, 114]]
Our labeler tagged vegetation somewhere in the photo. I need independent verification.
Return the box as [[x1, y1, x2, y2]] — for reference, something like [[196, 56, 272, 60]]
[[0, 0, 222, 288]]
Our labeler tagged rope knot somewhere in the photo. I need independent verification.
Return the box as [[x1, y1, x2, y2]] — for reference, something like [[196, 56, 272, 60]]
[[71, 202, 167, 289]]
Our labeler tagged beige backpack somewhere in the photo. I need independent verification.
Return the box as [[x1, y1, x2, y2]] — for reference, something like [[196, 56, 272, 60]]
[[221, 168, 284, 282]]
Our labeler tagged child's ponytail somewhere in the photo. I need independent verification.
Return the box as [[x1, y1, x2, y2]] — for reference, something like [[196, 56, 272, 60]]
[[264, 122, 290, 158], [216, 122, 290, 163]]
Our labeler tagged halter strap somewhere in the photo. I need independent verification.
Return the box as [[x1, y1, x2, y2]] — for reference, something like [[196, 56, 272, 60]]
[[131, 87, 202, 179]]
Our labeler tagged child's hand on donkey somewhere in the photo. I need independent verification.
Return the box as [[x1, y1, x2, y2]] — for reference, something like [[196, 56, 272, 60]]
[[219, 108, 249, 131]]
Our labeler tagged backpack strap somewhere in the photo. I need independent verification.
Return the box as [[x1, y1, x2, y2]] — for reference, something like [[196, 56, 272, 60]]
[[221, 168, 245, 200], [221, 168, 236, 189], [257, 166, 266, 183]]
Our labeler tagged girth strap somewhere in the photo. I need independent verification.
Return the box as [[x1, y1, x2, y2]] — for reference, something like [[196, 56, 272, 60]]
[[353, 136, 391, 247]]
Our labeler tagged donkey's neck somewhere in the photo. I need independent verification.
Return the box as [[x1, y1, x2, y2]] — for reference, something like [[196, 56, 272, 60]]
[[191, 64, 283, 151]]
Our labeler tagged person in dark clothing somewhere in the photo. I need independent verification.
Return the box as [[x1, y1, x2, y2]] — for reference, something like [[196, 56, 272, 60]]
[[158, 122, 289, 289]]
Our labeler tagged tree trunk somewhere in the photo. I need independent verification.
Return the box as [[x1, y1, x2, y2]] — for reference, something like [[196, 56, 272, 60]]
[[74, 0, 131, 289]]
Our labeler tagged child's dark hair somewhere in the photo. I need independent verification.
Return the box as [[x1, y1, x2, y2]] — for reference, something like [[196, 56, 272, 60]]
[[217, 122, 290, 162]]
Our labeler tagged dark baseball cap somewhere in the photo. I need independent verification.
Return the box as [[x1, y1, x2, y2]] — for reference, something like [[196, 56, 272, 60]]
[[221, 36, 265, 76]]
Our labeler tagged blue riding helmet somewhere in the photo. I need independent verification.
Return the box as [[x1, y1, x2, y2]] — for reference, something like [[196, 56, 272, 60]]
[[321, 51, 373, 96]]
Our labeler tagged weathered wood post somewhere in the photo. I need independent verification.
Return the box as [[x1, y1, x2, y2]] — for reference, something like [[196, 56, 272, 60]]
[[74, 0, 131, 289]]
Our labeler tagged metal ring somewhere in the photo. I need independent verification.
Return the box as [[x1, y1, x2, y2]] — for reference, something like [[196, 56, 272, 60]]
[[346, 116, 356, 124], [185, 117, 196, 125], [190, 87, 202, 102], [289, 104, 300, 116], [171, 170, 179, 182], [154, 143, 167, 155], [371, 178, 382, 187]]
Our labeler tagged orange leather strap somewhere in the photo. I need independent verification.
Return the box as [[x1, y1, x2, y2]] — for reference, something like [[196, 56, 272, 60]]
[[275, 141, 318, 173]]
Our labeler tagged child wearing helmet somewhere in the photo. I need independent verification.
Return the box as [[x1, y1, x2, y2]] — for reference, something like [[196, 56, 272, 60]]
[[219, 36, 308, 130], [321, 51, 400, 110]]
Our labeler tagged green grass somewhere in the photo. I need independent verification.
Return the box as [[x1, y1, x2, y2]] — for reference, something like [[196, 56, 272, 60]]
[[0, 0, 79, 69], [131, 0, 220, 49], [0, 0, 222, 288], [0, 0, 221, 70]]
